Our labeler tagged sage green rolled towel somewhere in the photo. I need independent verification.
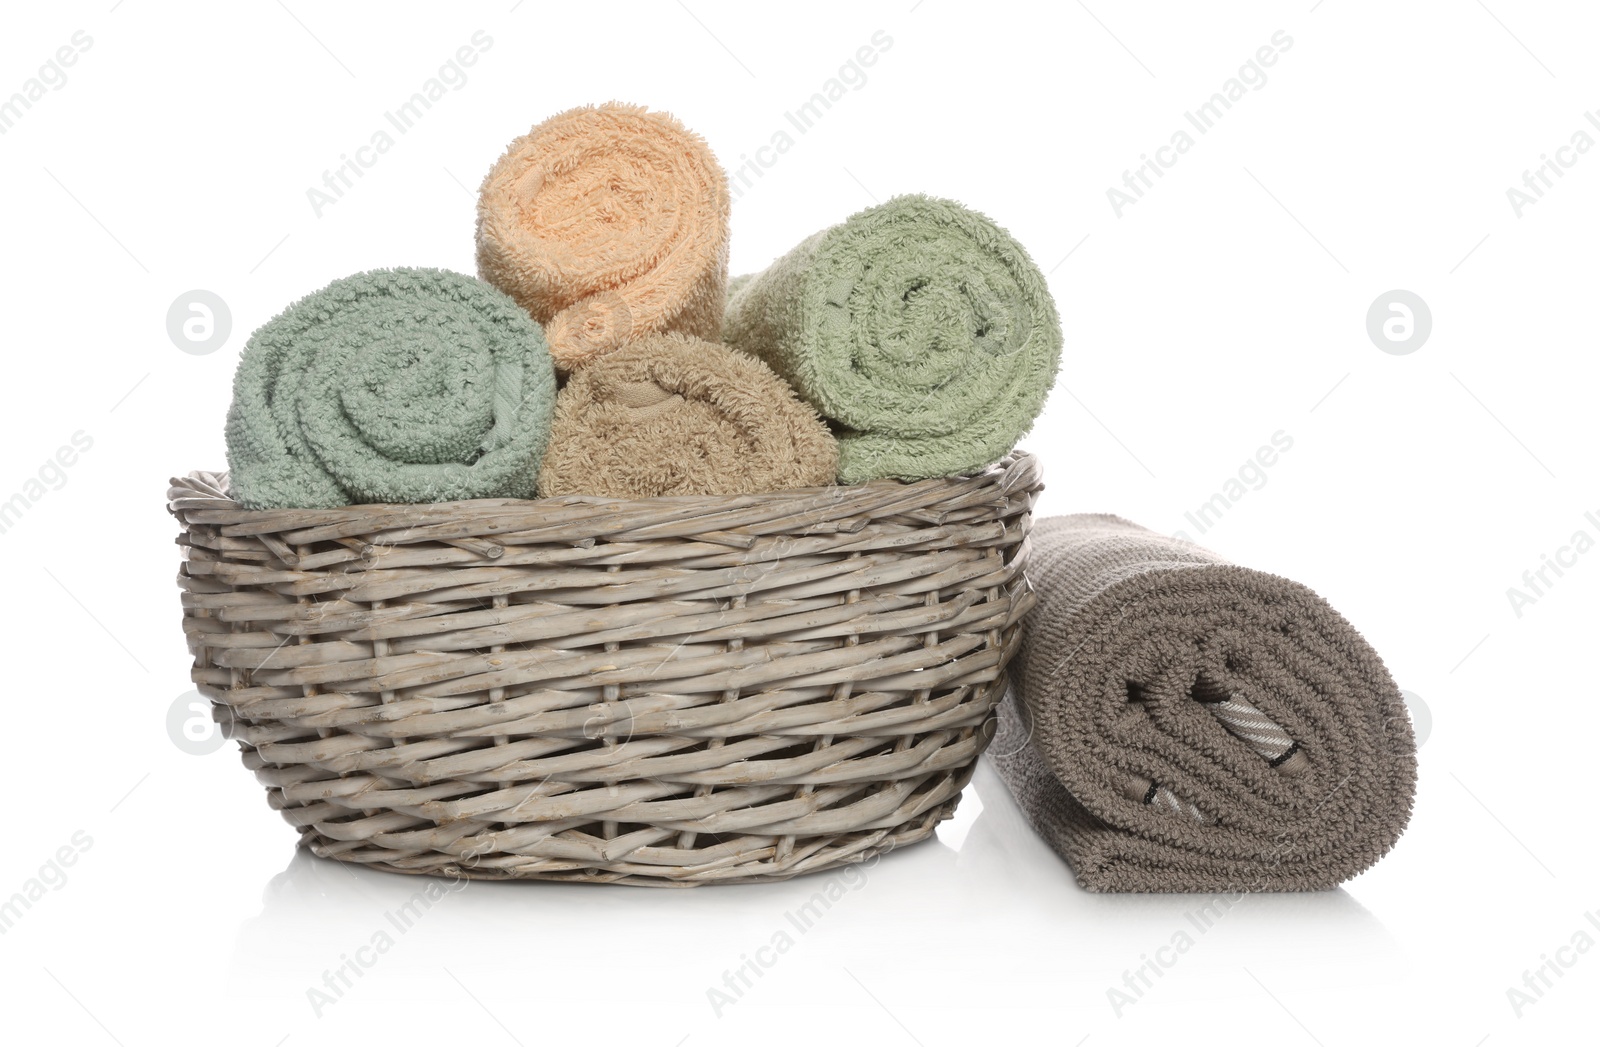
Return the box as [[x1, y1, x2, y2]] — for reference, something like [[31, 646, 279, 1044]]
[[722, 195, 1063, 484], [225, 268, 557, 509]]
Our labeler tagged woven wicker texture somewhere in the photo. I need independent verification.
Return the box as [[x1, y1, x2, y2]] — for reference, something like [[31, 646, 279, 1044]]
[[169, 453, 1041, 886]]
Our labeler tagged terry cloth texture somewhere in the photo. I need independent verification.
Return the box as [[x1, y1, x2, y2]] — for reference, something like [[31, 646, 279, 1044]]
[[721, 194, 1063, 485], [225, 267, 557, 510], [536, 332, 838, 498], [989, 514, 1417, 893], [475, 102, 731, 372]]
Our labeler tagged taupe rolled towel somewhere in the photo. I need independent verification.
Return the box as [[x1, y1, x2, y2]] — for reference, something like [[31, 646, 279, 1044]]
[[990, 514, 1416, 892], [536, 332, 838, 498]]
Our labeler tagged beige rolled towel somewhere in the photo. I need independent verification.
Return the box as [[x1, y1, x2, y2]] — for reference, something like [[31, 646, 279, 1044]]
[[537, 333, 838, 498], [476, 102, 731, 372]]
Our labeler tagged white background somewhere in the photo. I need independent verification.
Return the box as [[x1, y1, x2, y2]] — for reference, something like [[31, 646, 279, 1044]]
[[1, 1, 1596, 1043]]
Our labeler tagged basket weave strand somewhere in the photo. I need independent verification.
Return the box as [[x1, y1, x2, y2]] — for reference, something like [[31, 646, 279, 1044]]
[[169, 453, 1041, 885]]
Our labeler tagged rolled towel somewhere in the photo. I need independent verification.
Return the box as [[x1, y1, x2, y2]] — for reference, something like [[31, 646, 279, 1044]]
[[536, 332, 838, 498], [722, 194, 1062, 484], [476, 102, 731, 372], [225, 268, 557, 510], [990, 514, 1417, 892]]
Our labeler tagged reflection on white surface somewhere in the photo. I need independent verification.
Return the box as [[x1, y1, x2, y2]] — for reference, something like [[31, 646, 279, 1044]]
[[230, 759, 1397, 1021]]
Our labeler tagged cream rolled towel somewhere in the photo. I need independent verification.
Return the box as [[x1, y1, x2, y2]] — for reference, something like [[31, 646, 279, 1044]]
[[537, 332, 838, 498], [475, 102, 731, 372], [990, 514, 1417, 892]]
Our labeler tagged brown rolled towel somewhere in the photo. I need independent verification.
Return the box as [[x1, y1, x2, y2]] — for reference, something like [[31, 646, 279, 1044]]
[[536, 332, 838, 498], [475, 102, 730, 372], [990, 514, 1416, 892]]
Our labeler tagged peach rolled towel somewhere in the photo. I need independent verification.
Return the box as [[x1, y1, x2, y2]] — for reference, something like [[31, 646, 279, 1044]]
[[536, 332, 838, 498], [475, 102, 731, 372]]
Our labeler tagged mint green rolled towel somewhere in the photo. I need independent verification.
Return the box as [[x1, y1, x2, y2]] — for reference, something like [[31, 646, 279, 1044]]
[[722, 195, 1063, 484], [225, 268, 557, 509]]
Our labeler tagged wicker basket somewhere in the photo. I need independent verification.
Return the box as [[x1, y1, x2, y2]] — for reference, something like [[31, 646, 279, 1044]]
[[168, 453, 1041, 886]]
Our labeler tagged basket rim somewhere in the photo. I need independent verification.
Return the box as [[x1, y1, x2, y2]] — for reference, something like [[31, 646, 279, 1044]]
[[167, 450, 1041, 519]]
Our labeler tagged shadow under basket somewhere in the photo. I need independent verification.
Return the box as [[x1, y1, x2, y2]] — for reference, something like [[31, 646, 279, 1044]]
[[168, 453, 1041, 886]]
